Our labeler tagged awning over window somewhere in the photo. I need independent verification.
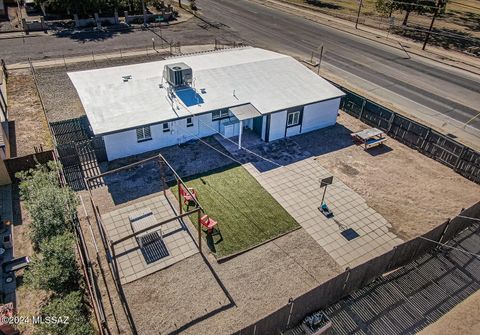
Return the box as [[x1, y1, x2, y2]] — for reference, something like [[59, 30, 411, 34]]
[[229, 103, 262, 121]]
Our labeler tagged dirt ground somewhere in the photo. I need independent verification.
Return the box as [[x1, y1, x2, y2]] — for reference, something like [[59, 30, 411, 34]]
[[82, 172, 341, 334], [279, 0, 480, 53], [313, 112, 480, 240], [6, 71, 52, 157], [419, 289, 480, 335], [35, 53, 172, 123], [123, 227, 341, 335]]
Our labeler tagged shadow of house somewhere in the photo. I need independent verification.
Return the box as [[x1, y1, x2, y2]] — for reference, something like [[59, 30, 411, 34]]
[[222, 123, 355, 173]]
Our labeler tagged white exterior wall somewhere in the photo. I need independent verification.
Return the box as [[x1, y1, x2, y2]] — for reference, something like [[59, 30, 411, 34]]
[[103, 98, 341, 161], [286, 124, 301, 137], [104, 114, 220, 161], [301, 98, 340, 133], [268, 110, 287, 141], [267, 98, 340, 142], [103, 113, 244, 161]]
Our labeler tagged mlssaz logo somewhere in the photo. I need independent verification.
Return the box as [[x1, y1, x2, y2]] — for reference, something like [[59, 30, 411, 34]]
[[32, 316, 70, 325]]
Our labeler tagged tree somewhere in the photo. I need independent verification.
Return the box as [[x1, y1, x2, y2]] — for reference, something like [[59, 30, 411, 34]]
[[376, 0, 447, 26], [375, 0, 395, 17], [17, 162, 78, 248], [24, 233, 81, 294], [35, 291, 94, 335]]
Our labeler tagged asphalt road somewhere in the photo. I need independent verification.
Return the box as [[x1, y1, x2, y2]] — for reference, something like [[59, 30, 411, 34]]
[[0, 0, 478, 133], [0, 18, 237, 63], [196, 0, 480, 131]]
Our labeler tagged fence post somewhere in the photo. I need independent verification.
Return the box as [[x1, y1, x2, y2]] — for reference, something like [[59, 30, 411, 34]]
[[454, 146, 466, 172], [420, 127, 431, 151], [386, 245, 398, 272], [342, 267, 351, 291], [438, 218, 451, 245], [286, 298, 295, 328], [387, 112, 395, 134], [0, 59, 8, 81], [358, 99, 366, 120]]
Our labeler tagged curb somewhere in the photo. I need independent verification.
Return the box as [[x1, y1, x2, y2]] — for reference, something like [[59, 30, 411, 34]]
[[255, 0, 480, 76]]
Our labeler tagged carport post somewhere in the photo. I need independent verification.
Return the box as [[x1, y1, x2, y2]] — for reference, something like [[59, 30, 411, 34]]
[[177, 178, 183, 214], [238, 120, 243, 149], [197, 210, 202, 252]]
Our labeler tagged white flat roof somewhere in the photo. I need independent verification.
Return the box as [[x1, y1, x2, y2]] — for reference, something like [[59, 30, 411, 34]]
[[68, 47, 344, 135]]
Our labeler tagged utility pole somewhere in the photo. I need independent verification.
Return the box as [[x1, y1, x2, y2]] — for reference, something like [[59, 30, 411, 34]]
[[422, 0, 442, 50], [355, 0, 363, 29], [142, 0, 147, 27], [317, 45, 324, 75]]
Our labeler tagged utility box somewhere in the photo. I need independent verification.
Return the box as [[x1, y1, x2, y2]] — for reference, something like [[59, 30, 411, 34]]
[[163, 63, 193, 87]]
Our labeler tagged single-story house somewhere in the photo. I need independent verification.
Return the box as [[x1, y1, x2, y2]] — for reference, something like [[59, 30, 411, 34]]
[[69, 47, 345, 161]]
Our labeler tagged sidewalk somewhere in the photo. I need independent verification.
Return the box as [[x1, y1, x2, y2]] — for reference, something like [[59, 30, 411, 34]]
[[254, 0, 480, 75], [317, 67, 480, 151], [6, 44, 218, 70]]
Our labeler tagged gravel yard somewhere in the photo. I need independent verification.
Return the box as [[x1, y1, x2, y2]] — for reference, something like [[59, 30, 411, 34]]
[[34, 53, 170, 123], [6, 71, 52, 156], [84, 143, 341, 334], [312, 112, 480, 240], [123, 228, 341, 335]]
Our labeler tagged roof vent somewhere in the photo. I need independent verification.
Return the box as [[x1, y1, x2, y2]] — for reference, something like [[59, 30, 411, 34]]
[[163, 63, 193, 88]]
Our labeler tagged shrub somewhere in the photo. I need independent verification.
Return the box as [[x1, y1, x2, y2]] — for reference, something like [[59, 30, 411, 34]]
[[17, 162, 78, 248], [24, 232, 81, 294], [35, 291, 94, 335]]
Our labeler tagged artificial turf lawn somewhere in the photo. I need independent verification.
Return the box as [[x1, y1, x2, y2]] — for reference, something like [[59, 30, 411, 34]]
[[171, 164, 299, 257]]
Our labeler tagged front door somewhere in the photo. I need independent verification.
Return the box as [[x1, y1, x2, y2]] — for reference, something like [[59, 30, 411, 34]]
[[252, 116, 263, 137]]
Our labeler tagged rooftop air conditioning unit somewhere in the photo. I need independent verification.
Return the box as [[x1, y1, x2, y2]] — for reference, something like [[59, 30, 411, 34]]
[[163, 63, 193, 88]]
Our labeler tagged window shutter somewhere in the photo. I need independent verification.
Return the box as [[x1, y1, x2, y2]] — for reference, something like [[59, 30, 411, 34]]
[[144, 126, 151, 138], [136, 127, 144, 140]]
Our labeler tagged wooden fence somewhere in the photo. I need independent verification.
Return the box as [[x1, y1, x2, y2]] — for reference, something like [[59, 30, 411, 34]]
[[0, 59, 7, 121], [234, 201, 480, 334]]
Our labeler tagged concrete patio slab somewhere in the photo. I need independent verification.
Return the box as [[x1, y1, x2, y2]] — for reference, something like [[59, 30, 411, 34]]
[[102, 191, 198, 284], [243, 159, 403, 269]]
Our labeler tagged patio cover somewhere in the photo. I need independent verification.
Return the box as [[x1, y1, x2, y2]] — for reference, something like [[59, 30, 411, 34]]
[[229, 103, 262, 121]]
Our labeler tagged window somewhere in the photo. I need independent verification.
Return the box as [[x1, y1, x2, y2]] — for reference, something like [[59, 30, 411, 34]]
[[136, 126, 152, 142], [186, 117, 194, 127], [212, 109, 229, 121], [287, 110, 301, 127], [162, 122, 170, 132]]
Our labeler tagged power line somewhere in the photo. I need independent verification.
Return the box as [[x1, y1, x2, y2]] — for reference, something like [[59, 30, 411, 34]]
[[176, 128, 322, 284], [170, 92, 355, 194]]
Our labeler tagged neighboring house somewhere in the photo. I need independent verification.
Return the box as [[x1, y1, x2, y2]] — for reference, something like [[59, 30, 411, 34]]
[[69, 47, 345, 161]]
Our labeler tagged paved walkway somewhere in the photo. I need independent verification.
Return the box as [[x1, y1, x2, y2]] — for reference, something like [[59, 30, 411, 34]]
[[243, 158, 402, 269]]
